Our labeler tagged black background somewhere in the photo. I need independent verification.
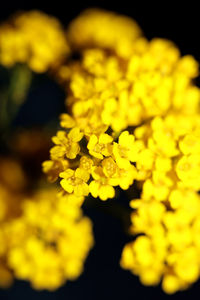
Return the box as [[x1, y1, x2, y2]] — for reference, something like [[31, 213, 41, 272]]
[[0, 1, 200, 299]]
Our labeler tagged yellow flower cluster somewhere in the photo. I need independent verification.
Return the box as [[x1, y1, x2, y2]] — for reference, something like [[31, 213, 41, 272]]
[[43, 125, 137, 201], [48, 10, 200, 204], [121, 192, 200, 294], [0, 158, 93, 290], [0, 10, 69, 72], [134, 113, 200, 195], [5, 189, 93, 290], [51, 9, 200, 293], [67, 8, 142, 58], [1, 7, 200, 294], [120, 112, 200, 293], [59, 39, 199, 134]]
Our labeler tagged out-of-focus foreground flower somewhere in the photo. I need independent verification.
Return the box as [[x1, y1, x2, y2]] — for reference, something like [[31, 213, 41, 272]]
[[1, 7, 200, 294], [0, 159, 93, 290], [5, 189, 93, 290]]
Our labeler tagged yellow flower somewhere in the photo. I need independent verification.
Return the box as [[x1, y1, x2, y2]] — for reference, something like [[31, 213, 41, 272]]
[[117, 166, 137, 190], [87, 133, 113, 159], [136, 148, 155, 171], [179, 133, 200, 155], [148, 117, 179, 157], [176, 154, 200, 190], [62, 33, 200, 136], [162, 275, 184, 295], [120, 235, 165, 286], [50, 145, 66, 160], [60, 114, 76, 129], [102, 157, 137, 190], [89, 166, 115, 200], [0, 10, 69, 72], [42, 159, 69, 182], [57, 190, 85, 207], [121, 192, 200, 294], [176, 55, 199, 78], [51, 128, 83, 160], [113, 131, 136, 169], [101, 93, 129, 132], [60, 168, 90, 196], [142, 171, 173, 201], [2, 8, 200, 295], [5, 189, 94, 290], [79, 156, 94, 173], [67, 8, 142, 58], [102, 157, 118, 178]]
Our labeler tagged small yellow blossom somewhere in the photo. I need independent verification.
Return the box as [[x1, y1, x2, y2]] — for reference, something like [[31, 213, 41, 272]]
[[79, 156, 94, 172], [116, 166, 137, 190], [102, 157, 118, 178], [51, 128, 83, 160], [113, 131, 136, 169], [89, 167, 115, 201], [60, 168, 90, 196], [136, 148, 155, 171], [176, 154, 200, 190], [87, 133, 113, 159], [179, 133, 200, 155], [60, 113, 76, 129], [42, 159, 69, 182], [102, 157, 136, 190]]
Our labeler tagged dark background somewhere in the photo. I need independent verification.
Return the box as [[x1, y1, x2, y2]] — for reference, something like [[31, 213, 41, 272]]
[[0, 1, 200, 299]]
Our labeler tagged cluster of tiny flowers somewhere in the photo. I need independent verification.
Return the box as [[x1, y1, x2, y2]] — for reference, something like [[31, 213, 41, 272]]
[[133, 113, 200, 194], [44, 9, 200, 293], [120, 112, 200, 294], [0, 10, 69, 72], [58, 40, 199, 133], [43, 121, 137, 200], [120, 192, 200, 294], [4, 189, 93, 290], [0, 156, 93, 290]]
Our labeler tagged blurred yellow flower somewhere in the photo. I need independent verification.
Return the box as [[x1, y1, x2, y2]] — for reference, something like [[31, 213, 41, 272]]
[[121, 193, 200, 293], [67, 8, 142, 58], [5, 189, 94, 290], [0, 10, 69, 72]]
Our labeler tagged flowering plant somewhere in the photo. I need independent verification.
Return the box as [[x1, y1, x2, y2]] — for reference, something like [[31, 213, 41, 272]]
[[0, 8, 200, 295]]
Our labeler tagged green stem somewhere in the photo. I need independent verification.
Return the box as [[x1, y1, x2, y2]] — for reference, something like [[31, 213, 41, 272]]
[[0, 64, 32, 136]]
